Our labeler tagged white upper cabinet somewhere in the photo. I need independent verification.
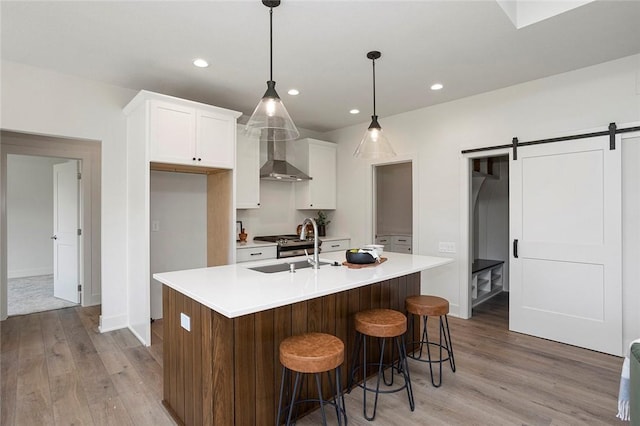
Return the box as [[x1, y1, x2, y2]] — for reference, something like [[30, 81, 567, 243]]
[[196, 109, 235, 169], [288, 138, 337, 210], [126, 91, 240, 170], [235, 125, 261, 209], [149, 101, 197, 164]]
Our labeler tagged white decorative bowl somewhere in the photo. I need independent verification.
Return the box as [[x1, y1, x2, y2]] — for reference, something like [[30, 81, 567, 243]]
[[363, 244, 384, 253]]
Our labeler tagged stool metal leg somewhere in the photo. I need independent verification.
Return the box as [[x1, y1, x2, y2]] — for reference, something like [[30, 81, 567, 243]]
[[363, 335, 386, 421], [422, 314, 443, 387], [277, 367, 288, 425], [442, 314, 456, 372], [336, 366, 347, 426], [285, 372, 303, 425], [315, 373, 327, 425], [348, 331, 362, 392], [396, 335, 415, 411]]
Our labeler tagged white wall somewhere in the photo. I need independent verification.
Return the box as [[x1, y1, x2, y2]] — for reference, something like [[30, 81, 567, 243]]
[[1, 61, 136, 329], [7, 155, 67, 278], [150, 171, 207, 319], [323, 54, 640, 347]]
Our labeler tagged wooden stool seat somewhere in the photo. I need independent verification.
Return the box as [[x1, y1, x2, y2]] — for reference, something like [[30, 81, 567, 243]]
[[354, 309, 407, 338], [278, 333, 347, 425], [280, 332, 345, 374], [406, 295, 449, 317]]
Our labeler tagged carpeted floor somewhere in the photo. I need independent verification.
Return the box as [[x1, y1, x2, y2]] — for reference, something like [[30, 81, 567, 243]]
[[8, 274, 77, 316]]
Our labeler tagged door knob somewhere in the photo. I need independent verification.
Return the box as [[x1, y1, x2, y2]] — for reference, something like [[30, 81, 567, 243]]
[[51, 235, 57, 240]]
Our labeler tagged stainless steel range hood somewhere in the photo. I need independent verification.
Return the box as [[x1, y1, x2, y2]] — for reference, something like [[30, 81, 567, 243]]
[[260, 139, 311, 182]]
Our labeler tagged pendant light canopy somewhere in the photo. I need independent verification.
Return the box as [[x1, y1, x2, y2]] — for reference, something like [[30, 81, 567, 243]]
[[245, 0, 300, 142], [353, 51, 396, 159]]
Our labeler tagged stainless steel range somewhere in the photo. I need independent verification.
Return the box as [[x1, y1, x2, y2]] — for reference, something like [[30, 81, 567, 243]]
[[253, 234, 322, 259]]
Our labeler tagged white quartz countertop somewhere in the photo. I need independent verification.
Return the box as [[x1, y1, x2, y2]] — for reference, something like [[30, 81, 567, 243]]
[[320, 235, 351, 242], [154, 251, 453, 319], [235, 240, 277, 249]]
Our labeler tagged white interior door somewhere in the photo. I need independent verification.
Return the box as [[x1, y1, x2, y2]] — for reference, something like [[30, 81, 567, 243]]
[[510, 134, 622, 356], [53, 160, 80, 303]]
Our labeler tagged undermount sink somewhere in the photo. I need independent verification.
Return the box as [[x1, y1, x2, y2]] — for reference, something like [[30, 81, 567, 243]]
[[249, 260, 331, 273]]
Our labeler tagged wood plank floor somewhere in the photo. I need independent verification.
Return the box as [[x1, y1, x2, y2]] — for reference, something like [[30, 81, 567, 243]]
[[0, 294, 625, 425]]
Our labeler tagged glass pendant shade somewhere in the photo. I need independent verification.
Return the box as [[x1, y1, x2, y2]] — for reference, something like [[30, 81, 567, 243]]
[[353, 50, 396, 159], [245, 80, 299, 141], [353, 115, 396, 159], [246, 1, 299, 142]]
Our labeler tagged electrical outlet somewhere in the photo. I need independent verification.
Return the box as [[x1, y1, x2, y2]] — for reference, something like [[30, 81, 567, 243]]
[[438, 242, 457, 253], [151, 220, 160, 232], [180, 313, 191, 331]]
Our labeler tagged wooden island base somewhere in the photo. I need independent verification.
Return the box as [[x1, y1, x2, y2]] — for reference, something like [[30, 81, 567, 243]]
[[162, 273, 420, 425]]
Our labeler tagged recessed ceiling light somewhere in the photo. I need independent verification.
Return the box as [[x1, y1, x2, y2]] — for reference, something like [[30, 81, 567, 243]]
[[287, 89, 300, 96], [193, 58, 209, 68], [349, 109, 360, 114], [430, 83, 444, 91]]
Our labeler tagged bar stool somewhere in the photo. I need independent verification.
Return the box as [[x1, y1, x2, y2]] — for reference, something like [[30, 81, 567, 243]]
[[405, 295, 456, 387], [277, 332, 347, 425], [348, 308, 414, 421]]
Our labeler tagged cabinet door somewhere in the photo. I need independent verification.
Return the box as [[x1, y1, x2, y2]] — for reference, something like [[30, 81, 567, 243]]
[[236, 128, 260, 209], [149, 101, 196, 164], [196, 109, 235, 169], [309, 142, 336, 209], [322, 239, 350, 253], [236, 246, 277, 263]]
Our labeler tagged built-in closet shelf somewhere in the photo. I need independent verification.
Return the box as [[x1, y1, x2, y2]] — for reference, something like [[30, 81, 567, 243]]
[[471, 259, 504, 307]]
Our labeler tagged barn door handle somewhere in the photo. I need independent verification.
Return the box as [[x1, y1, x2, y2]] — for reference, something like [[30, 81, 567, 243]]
[[513, 239, 518, 258]]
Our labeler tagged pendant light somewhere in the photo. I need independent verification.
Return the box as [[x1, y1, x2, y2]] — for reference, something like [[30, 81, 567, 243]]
[[353, 51, 396, 159], [245, 0, 300, 141]]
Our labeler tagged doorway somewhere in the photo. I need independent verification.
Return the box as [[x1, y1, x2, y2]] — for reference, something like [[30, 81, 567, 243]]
[[373, 161, 413, 253], [6, 154, 80, 316], [469, 155, 509, 319], [1, 130, 101, 320]]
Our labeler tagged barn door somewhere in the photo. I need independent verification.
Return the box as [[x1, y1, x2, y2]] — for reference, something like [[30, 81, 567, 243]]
[[509, 134, 622, 356]]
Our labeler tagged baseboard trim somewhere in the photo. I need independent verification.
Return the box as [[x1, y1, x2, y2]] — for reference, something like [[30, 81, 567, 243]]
[[128, 325, 151, 347], [7, 268, 53, 279], [98, 313, 128, 333]]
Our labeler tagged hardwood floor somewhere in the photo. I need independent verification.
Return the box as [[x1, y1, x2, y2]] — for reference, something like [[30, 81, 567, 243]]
[[298, 293, 625, 425], [1, 295, 625, 425], [1, 306, 172, 426]]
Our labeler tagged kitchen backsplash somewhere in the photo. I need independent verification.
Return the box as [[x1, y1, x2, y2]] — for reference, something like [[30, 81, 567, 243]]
[[237, 180, 334, 239]]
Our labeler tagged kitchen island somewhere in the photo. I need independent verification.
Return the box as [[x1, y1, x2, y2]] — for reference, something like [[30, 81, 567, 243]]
[[154, 251, 452, 425]]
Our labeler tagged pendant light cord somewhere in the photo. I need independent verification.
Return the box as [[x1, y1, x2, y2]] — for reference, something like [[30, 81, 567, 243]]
[[372, 57, 376, 117], [269, 6, 273, 81]]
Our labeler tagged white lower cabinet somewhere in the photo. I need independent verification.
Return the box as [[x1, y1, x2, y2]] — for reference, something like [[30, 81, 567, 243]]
[[376, 235, 412, 253], [236, 245, 277, 263], [321, 238, 350, 253]]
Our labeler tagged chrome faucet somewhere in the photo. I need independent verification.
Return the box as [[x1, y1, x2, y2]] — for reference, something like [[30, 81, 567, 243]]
[[300, 217, 320, 269]]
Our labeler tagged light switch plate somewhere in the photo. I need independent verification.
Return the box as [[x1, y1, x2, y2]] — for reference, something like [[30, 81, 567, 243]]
[[151, 220, 160, 232], [180, 313, 191, 331], [438, 242, 457, 253]]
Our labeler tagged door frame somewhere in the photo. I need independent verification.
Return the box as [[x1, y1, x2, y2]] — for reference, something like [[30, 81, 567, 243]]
[[0, 130, 101, 320], [460, 147, 511, 319], [371, 154, 419, 255]]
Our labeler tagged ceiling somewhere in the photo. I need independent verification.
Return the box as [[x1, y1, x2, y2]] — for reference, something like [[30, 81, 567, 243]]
[[2, 1, 640, 133]]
